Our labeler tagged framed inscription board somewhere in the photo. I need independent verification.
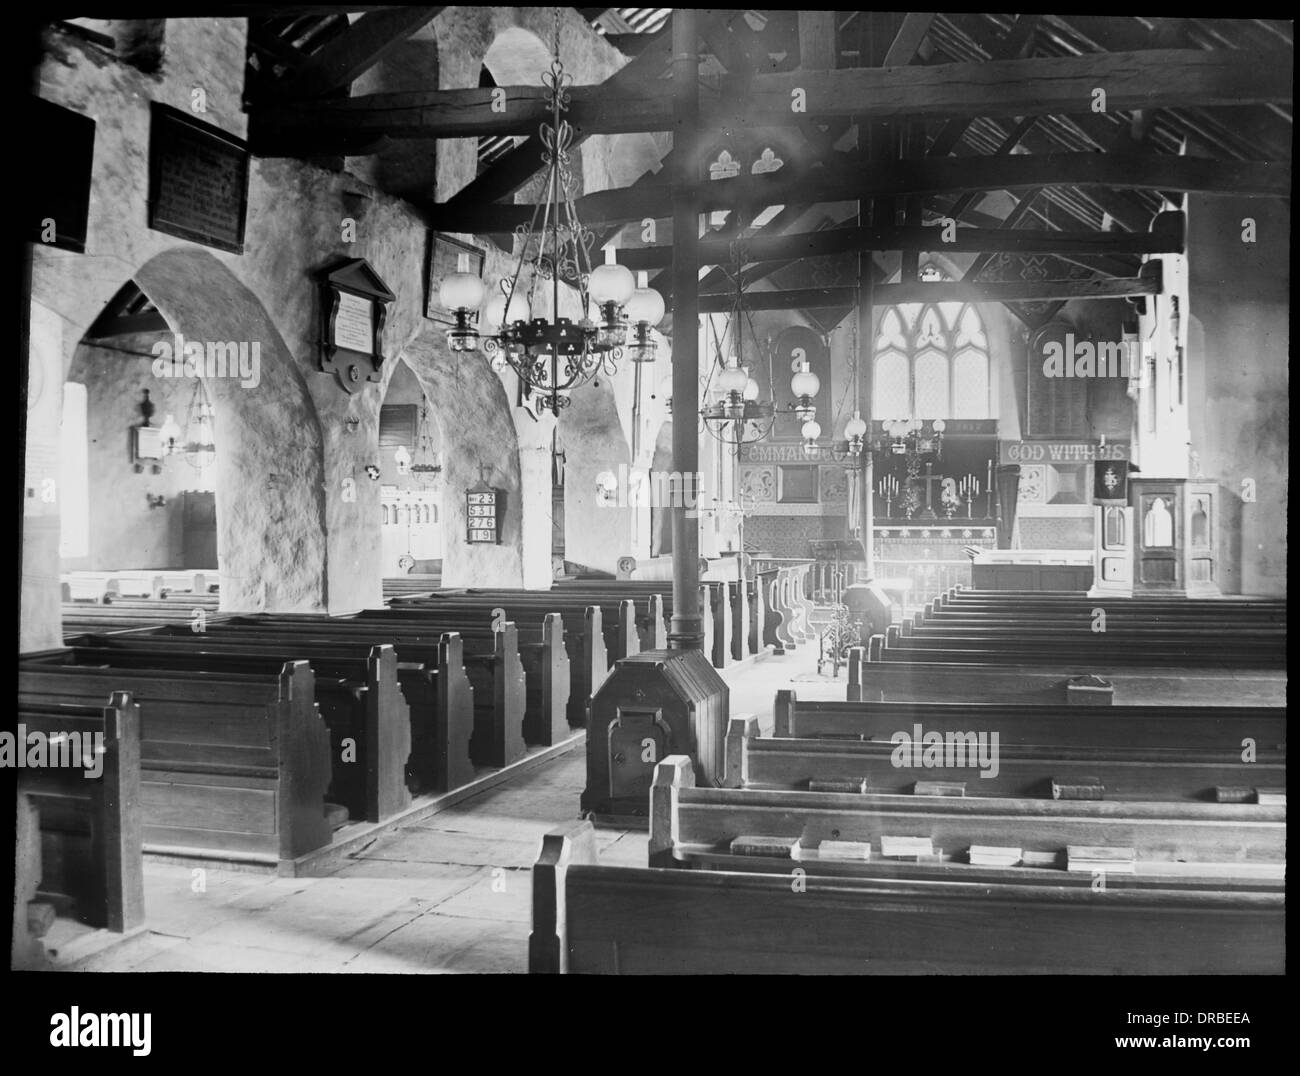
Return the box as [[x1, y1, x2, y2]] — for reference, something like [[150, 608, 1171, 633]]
[[32, 99, 95, 253], [318, 258, 395, 393], [148, 104, 250, 254], [466, 484, 503, 544]]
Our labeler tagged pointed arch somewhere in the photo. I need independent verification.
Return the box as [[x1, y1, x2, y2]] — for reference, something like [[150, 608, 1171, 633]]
[[872, 264, 995, 420]]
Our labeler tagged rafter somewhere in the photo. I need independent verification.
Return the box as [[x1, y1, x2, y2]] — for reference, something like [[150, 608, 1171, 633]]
[[253, 47, 1290, 153], [428, 151, 1287, 231], [697, 261, 1163, 312], [619, 213, 1185, 271], [267, 7, 442, 102]]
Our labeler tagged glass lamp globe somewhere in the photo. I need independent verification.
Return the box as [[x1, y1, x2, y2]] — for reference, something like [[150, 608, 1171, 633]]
[[932, 418, 946, 433], [484, 290, 531, 331], [742, 376, 760, 402], [801, 419, 822, 441], [439, 271, 485, 312], [718, 363, 749, 395], [791, 366, 820, 398], [844, 412, 868, 441], [625, 271, 665, 326], [589, 247, 635, 306]]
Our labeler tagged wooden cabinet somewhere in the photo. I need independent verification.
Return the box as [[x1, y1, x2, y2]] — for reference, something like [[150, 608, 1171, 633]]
[[1129, 478, 1220, 597]]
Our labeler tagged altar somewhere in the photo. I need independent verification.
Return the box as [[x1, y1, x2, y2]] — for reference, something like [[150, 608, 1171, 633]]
[[970, 548, 1095, 592]]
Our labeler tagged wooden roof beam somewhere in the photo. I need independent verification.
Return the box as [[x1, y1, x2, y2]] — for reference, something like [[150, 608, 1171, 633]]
[[698, 261, 1162, 312], [618, 212, 1186, 271], [428, 151, 1287, 231], [256, 47, 1291, 152], [268, 6, 442, 102]]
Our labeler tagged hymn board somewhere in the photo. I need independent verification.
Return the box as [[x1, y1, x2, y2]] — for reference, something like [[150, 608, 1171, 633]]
[[466, 479, 503, 544]]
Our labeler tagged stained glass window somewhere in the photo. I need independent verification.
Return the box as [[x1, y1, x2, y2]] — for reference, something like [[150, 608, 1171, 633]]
[[871, 264, 994, 420]]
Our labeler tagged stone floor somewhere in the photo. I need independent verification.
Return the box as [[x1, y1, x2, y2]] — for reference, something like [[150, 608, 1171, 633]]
[[48, 641, 837, 974]]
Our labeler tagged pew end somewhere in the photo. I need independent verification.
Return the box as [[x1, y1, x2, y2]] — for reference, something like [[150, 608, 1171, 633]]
[[528, 820, 599, 974]]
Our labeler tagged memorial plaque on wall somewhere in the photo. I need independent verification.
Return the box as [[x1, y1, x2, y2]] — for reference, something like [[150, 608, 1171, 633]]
[[148, 103, 250, 254], [318, 258, 396, 393], [31, 99, 95, 253]]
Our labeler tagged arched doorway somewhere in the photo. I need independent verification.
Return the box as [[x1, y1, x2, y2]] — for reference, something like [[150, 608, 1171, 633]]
[[378, 359, 443, 578], [64, 288, 220, 577], [60, 249, 328, 612]]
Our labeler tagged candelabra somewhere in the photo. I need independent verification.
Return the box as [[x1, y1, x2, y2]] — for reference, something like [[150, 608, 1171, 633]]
[[959, 474, 982, 519], [878, 474, 899, 519]]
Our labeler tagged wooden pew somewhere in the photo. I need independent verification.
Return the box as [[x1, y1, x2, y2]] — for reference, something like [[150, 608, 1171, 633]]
[[553, 582, 670, 650], [13, 691, 146, 967], [360, 602, 609, 728], [434, 592, 644, 661], [871, 627, 1286, 668], [55, 636, 414, 823], [18, 660, 333, 862], [60, 573, 120, 603], [773, 690, 1287, 752], [649, 757, 1285, 875], [723, 714, 1285, 803], [845, 647, 1288, 706], [215, 611, 570, 747], [530, 819, 1284, 975], [170, 618, 524, 771], [141, 621, 481, 792]]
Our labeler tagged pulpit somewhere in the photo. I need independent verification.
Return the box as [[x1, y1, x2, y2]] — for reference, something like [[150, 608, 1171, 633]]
[[1130, 477, 1221, 597]]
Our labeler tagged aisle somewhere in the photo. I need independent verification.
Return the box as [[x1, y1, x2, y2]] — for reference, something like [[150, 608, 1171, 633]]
[[57, 644, 832, 973]]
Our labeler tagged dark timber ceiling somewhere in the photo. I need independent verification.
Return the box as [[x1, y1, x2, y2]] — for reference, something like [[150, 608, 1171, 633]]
[[237, 9, 1292, 320]]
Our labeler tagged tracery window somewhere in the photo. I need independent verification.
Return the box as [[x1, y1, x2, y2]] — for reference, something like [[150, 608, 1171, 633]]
[[872, 267, 994, 420]]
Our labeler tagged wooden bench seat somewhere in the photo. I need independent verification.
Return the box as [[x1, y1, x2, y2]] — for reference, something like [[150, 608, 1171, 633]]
[[117, 625, 479, 796], [167, 620, 521, 769], [773, 690, 1287, 752], [54, 636, 415, 823], [13, 691, 146, 968], [530, 820, 1283, 975], [648, 757, 1285, 875], [357, 603, 608, 728], [213, 612, 569, 747], [18, 661, 333, 862], [723, 715, 1285, 803], [868, 631, 1285, 668], [846, 648, 1288, 706]]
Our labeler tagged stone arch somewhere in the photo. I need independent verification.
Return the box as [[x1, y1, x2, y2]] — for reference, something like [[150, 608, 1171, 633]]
[[79, 247, 329, 611], [376, 357, 445, 574], [394, 324, 525, 586], [559, 375, 633, 575]]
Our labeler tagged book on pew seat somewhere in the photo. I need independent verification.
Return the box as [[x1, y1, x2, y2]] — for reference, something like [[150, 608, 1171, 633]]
[[880, 835, 934, 860], [1215, 786, 1255, 804], [968, 845, 1022, 867], [1066, 845, 1136, 874], [730, 835, 798, 858], [815, 840, 872, 861], [1052, 776, 1105, 800], [1255, 788, 1285, 806], [914, 780, 965, 797], [809, 778, 867, 794]]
